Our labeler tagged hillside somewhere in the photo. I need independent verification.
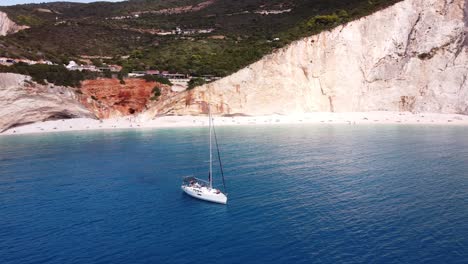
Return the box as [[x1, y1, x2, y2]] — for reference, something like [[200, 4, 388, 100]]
[[0, 0, 401, 76], [140, 0, 468, 117]]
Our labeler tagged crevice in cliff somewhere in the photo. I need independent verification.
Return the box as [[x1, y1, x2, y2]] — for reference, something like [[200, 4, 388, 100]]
[[359, 66, 374, 83], [418, 39, 454, 61], [405, 13, 422, 56], [451, 33, 465, 62], [409, 31, 466, 72], [374, 54, 395, 66], [328, 96, 335, 112], [301, 67, 310, 81], [316, 77, 326, 95], [156, 107, 176, 117], [463, 0, 468, 46], [441, 0, 455, 16], [459, 73, 467, 95]]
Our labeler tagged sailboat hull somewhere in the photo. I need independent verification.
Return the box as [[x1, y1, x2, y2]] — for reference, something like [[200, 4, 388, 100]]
[[182, 185, 227, 204]]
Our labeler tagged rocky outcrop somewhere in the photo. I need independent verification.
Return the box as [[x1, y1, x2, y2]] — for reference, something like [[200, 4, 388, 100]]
[[144, 0, 468, 117], [0, 73, 95, 132], [0, 11, 29, 36], [80, 78, 171, 119]]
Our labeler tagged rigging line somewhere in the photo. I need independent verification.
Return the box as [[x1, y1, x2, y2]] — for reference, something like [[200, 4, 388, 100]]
[[209, 104, 213, 188], [212, 118, 227, 194]]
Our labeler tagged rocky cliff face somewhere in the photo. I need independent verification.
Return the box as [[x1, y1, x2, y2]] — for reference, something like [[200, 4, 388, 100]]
[[144, 0, 468, 117], [0, 73, 95, 132], [0, 11, 29, 36], [79, 78, 172, 119]]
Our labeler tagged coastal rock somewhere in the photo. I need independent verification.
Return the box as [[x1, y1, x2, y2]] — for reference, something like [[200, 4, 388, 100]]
[[0, 11, 29, 36], [143, 0, 468, 117], [79, 78, 171, 119], [0, 73, 95, 132]]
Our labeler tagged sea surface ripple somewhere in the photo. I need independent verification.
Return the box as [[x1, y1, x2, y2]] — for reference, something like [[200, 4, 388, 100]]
[[0, 125, 467, 264]]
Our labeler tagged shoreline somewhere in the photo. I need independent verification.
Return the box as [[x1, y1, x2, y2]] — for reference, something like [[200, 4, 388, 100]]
[[2, 111, 468, 136]]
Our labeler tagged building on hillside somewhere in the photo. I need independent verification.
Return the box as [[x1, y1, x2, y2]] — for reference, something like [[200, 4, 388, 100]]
[[0, 57, 55, 66], [156, 31, 173, 36], [17, 59, 36, 65], [38, 60, 54, 65], [66, 61, 100, 72], [162, 73, 188, 79], [197, 28, 215, 34], [0, 57, 15, 66], [109, 65, 123, 72], [146, 70, 160, 75], [65, 61, 120, 72], [98, 64, 122, 72], [128, 71, 146, 77], [0, 58, 32, 65], [201, 75, 221, 82]]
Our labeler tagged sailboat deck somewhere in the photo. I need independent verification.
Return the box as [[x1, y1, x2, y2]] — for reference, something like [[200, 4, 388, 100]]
[[182, 176, 210, 188]]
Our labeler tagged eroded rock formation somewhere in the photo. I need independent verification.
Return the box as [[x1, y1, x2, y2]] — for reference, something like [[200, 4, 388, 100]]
[[0, 73, 95, 132], [143, 0, 468, 117], [0, 11, 29, 36], [79, 78, 171, 119]]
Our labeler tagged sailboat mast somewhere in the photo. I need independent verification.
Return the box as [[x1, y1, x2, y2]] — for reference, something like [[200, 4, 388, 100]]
[[209, 103, 213, 189]]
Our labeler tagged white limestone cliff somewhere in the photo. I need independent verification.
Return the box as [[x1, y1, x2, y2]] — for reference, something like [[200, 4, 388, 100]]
[[0, 11, 29, 36], [143, 0, 468, 117], [0, 73, 96, 132]]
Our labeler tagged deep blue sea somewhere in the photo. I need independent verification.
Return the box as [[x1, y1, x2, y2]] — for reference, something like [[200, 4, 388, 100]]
[[1, 125, 467, 264]]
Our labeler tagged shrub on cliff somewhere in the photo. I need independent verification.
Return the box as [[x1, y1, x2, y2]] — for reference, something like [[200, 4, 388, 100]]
[[187, 77, 206, 90], [16, 14, 44, 26], [306, 14, 341, 28], [150, 86, 161, 101], [152, 86, 161, 96], [142, 75, 172, 86], [118, 72, 126, 84]]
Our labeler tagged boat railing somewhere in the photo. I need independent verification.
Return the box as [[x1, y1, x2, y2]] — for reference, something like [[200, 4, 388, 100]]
[[182, 176, 209, 187]]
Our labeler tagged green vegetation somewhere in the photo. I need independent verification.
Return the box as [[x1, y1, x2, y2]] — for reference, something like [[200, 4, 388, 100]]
[[0, 0, 402, 79], [142, 75, 173, 86], [418, 52, 434, 60], [151, 86, 162, 101], [187, 77, 206, 90], [117, 72, 126, 84], [117, 37, 273, 76], [16, 15, 44, 26], [0, 63, 97, 87], [152, 86, 161, 96], [307, 14, 340, 27]]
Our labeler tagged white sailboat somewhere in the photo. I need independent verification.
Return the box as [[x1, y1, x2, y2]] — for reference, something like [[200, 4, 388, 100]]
[[181, 105, 228, 204]]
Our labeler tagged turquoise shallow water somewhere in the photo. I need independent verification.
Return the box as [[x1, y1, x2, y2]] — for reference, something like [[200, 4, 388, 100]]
[[1, 125, 467, 264]]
